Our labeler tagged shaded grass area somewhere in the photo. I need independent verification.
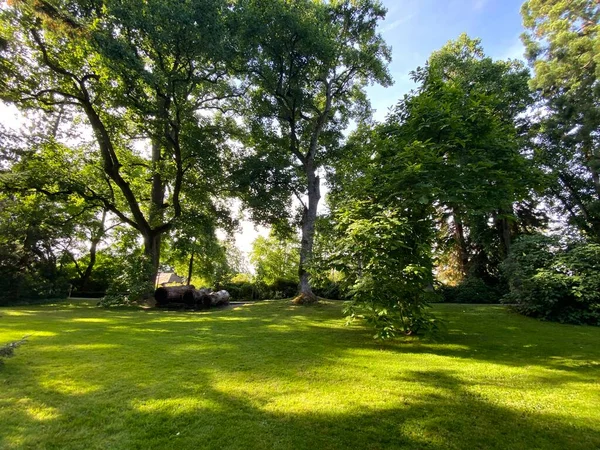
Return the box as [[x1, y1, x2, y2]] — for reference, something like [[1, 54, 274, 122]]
[[0, 300, 599, 449]]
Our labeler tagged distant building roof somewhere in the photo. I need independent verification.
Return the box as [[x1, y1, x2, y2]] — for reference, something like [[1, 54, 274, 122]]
[[156, 272, 185, 286]]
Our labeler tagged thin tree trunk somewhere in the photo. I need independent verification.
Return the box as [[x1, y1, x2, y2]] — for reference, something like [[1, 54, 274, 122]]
[[499, 215, 512, 259], [453, 211, 469, 279], [583, 141, 600, 199], [187, 244, 195, 286], [79, 209, 107, 291]]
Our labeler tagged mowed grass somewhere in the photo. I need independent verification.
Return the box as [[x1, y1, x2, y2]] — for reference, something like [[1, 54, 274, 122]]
[[0, 301, 599, 450]]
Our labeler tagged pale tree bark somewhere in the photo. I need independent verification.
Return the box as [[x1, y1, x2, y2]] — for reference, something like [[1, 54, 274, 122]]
[[297, 166, 320, 304]]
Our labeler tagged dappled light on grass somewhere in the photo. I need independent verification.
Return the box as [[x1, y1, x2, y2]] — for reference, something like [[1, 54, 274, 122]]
[[133, 397, 220, 414], [1, 301, 599, 449], [70, 318, 113, 323], [24, 403, 60, 422], [39, 377, 102, 396]]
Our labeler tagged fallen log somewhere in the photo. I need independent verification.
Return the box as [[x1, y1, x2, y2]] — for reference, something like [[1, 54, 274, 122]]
[[155, 286, 195, 307], [154, 286, 230, 309], [210, 290, 231, 307], [196, 288, 213, 309]]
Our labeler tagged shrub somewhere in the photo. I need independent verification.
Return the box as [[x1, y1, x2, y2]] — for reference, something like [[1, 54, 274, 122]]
[[502, 235, 600, 325], [333, 202, 443, 339], [269, 278, 298, 299], [218, 281, 263, 301], [218, 278, 298, 301], [99, 256, 153, 307], [438, 277, 503, 304], [313, 280, 345, 300], [0, 244, 70, 306]]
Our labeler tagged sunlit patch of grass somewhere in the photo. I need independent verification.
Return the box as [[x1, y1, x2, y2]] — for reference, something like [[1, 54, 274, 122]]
[[0, 301, 599, 449]]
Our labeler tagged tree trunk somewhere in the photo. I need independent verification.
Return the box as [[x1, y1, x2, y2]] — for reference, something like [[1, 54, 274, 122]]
[[452, 212, 469, 279], [187, 245, 195, 286], [294, 167, 320, 305], [79, 209, 107, 291], [583, 141, 600, 200], [496, 211, 512, 260], [146, 124, 166, 291], [144, 233, 162, 290]]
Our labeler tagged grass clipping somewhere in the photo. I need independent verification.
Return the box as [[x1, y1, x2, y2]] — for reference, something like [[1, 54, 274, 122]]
[[0, 336, 29, 367]]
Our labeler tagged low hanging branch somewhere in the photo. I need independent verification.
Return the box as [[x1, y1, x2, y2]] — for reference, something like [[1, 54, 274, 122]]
[[0, 335, 30, 367]]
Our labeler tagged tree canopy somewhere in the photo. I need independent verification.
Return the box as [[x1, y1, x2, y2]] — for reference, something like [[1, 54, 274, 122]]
[[0, 0, 598, 333]]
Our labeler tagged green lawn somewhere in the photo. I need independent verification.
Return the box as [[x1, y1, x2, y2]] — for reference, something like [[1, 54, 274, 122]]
[[0, 301, 599, 450]]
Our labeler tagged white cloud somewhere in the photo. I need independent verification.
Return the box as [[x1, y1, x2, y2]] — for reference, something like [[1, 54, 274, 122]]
[[379, 14, 415, 34]]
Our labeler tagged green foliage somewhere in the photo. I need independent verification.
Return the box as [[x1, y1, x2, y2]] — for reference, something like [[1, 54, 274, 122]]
[[234, 0, 392, 297], [522, 0, 599, 92], [0, 192, 78, 304], [99, 256, 154, 307], [218, 278, 297, 301], [502, 234, 600, 325], [438, 278, 503, 304], [326, 35, 540, 336], [522, 0, 600, 239], [396, 34, 538, 281], [0, 0, 236, 288], [250, 233, 299, 287], [333, 201, 441, 338]]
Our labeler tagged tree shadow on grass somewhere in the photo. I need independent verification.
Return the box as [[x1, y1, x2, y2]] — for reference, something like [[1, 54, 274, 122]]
[[376, 304, 600, 379], [1, 364, 599, 450], [3, 300, 600, 376], [1, 301, 599, 449]]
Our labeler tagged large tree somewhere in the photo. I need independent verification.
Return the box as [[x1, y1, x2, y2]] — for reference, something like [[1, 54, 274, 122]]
[[522, 0, 600, 239], [234, 0, 391, 303], [385, 35, 537, 281], [0, 0, 234, 290]]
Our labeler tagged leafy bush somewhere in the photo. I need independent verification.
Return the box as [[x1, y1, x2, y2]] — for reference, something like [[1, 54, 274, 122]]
[[269, 278, 298, 299], [502, 235, 600, 325], [99, 256, 153, 307], [438, 277, 503, 304], [70, 251, 123, 297], [333, 202, 443, 339], [313, 280, 345, 300], [219, 278, 298, 301], [218, 280, 263, 301]]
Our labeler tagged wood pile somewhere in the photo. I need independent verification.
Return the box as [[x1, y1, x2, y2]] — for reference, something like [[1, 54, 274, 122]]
[[154, 286, 230, 309]]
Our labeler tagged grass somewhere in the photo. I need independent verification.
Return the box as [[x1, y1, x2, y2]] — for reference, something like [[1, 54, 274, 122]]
[[0, 300, 599, 450]]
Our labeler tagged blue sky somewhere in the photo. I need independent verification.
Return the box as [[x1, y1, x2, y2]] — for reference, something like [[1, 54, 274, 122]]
[[366, 0, 527, 121]]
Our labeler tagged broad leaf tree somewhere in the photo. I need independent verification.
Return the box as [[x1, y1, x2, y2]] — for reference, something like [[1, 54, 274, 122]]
[[385, 35, 537, 281], [234, 0, 391, 303], [522, 0, 600, 239], [0, 0, 234, 291]]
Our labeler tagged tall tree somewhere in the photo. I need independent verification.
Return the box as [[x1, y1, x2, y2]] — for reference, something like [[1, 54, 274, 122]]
[[522, 0, 600, 239], [0, 0, 234, 291], [386, 35, 537, 281], [234, 0, 391, 303]]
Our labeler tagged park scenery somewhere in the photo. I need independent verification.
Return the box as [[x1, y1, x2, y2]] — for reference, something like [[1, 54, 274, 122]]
[[1, 0, 599, 449]]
